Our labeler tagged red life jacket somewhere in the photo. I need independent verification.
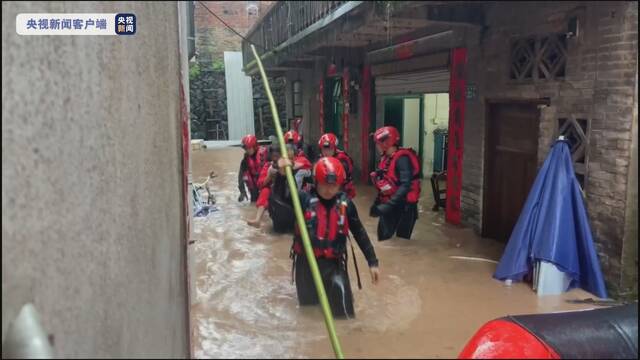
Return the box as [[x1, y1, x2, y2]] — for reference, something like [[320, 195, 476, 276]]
[[373, 148, 421, 203], [244, 146, 268, 189], [293, 193, 349, 259], [335, 150, 356, 198]]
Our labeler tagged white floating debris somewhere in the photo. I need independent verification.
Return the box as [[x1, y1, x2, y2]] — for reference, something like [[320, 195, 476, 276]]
[[191, 139, 205, 150], [449, 255, 498, 264]]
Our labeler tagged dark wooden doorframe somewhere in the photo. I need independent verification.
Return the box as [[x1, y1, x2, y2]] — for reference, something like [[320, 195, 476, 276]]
[[482, 100, 542, 242]]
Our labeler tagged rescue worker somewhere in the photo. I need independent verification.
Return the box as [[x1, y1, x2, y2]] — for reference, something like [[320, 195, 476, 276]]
[[318, 133, 356, 199], [246, 144, 281, 228], [238, 134, 268, 202], [284, 130, 307, 157], [268, 144, 313, 232], [286, 120, 317, 161], [280, 156, 380, 319], [370, 126, 421, 241]]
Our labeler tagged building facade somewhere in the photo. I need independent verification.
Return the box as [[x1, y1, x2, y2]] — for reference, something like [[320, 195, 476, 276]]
[[242, 1, 638, 298]]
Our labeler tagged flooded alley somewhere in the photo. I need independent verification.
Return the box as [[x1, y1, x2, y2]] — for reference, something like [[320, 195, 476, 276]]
[[189, 147, 598, 359]]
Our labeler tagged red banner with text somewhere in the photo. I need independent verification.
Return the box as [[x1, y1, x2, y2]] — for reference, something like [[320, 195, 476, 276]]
[[342, 68, 350, 152], [360, 66, 371, 183], [319, 78, 324, 134], [445, 48, 467, 225]]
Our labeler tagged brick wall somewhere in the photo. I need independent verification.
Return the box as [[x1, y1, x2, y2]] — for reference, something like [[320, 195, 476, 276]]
[[464, 1, 638, 296], [195, 1, 272, 60]]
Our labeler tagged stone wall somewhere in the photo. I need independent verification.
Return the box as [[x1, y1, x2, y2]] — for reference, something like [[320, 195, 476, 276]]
[[252, 76, 287, 139], [190, 66, 227, 140], [463, 1, 638, 297]]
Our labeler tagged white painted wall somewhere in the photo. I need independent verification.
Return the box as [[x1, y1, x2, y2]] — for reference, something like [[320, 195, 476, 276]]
[[403, 98, 421, 151], [423, 93, 449, 177], [224, 51, 255, 140]]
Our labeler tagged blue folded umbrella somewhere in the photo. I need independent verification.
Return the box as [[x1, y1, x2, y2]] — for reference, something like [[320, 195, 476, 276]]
[[494, 140, 608, 299]]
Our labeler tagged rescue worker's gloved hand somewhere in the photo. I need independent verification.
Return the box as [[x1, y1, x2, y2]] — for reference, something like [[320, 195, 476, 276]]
[[278, 158, 292, 171], [370, 266, 380, 285]]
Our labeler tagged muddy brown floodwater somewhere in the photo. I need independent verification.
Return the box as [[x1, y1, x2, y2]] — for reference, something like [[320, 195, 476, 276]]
[[190, 147, 599, 359]]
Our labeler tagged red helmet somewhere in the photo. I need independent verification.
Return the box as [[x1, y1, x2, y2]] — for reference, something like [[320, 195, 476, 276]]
[[318, 133, 338, 150], [241, 134, 258, 149], [284, 130, 301, 145], [373, 126, 400, 151], [313, 157, 346, 185]]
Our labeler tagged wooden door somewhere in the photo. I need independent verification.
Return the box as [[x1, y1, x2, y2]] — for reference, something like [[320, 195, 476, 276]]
[[483, 102, 540, 242]]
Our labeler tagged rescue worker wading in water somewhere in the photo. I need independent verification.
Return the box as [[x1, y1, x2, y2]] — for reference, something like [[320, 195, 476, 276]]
[[278, 156, 380, 318], [246, 144, 281, 227], [370, 126, 422, 241], [238, 134, 268, 202], [318, 133, 356, 199], [269, 142, 312, 233]]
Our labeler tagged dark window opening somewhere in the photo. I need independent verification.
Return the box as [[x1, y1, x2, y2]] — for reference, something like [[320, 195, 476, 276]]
[[292, 80, 303, 117]]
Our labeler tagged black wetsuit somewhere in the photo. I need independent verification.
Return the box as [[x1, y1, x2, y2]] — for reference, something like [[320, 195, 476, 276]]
[[268, 168, 312, 233], [238, 156, 259, 202], [371, 155, 419, 241], [293, 191, 379, 319]]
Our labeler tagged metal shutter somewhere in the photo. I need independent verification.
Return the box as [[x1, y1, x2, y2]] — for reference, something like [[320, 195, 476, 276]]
[[375, 69, 450, 95]]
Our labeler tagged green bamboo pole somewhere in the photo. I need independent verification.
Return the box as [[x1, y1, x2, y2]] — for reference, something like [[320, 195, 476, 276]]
[[250, 44, 345, 359]]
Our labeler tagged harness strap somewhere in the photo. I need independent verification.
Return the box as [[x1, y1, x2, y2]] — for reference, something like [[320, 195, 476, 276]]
[[290, 246, 296, 285], [348, 235, 362, 290]]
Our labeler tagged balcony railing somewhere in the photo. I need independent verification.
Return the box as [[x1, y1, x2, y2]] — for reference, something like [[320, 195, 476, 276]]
[[242, 1, 349, 69]]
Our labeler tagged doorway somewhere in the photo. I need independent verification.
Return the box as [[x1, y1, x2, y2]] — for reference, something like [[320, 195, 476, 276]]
[[382, 96, 424, 176], [422, 93, 450, 178], [324, 77, 345, 149], [482, 102, 540, 243]]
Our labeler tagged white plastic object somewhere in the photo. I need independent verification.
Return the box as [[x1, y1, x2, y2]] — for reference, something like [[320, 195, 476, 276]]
[[534, 260, 572, 296]]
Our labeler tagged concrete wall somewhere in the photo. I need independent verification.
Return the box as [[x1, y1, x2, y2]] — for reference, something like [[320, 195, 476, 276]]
[[463, 1, 638, 296], [2, 1, 189, 357]]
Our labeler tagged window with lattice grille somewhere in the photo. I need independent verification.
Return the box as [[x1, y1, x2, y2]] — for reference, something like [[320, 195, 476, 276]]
[[511, 34, 567, 81], [558, 117, 589, 188]]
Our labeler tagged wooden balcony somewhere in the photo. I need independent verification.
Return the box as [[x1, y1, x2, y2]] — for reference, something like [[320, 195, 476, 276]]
[[242, 1, 360, 72], [242, 1, 485, 75]]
